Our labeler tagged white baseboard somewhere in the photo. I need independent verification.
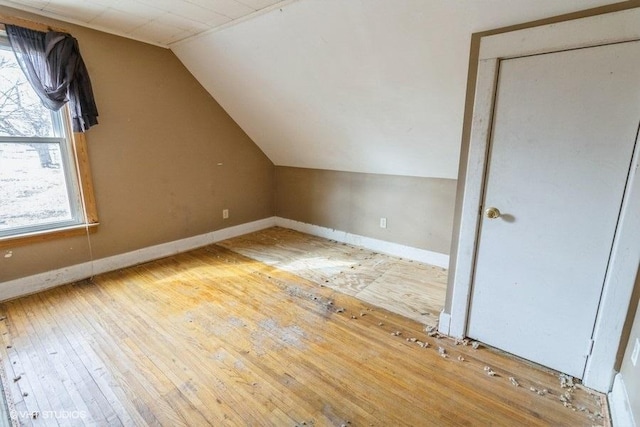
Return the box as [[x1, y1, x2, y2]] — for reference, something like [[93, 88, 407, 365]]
[[609, 373, 636, 427], [1, 262, 94, 303], [2, 216, 449, 302], [214, 217, 277, 241], [275, 218, 450, 268], [0, 217, 277, 302]]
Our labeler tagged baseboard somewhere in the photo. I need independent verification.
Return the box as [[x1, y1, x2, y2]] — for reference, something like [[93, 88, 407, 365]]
[[275, 218, 450, 268], [0, 217, 277, 302], [609, 373, 636, 427], [0, 262, 94, 303], [214, 217, 277, 241], [2, 216, 449, 302]]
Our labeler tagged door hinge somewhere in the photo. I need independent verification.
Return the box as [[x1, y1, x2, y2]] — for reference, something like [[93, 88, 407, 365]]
[[586, 339, 595, 357]]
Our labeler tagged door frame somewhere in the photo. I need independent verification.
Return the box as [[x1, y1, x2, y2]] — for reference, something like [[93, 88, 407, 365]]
[[441, 7, 640, 393]]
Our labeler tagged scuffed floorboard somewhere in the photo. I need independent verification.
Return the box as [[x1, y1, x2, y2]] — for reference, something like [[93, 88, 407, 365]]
[[0, 245, 608, 426]]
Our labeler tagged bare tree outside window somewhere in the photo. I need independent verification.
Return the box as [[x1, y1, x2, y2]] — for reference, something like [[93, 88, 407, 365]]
[[0, 46, 77, 234], [0, 52, 56, 138]]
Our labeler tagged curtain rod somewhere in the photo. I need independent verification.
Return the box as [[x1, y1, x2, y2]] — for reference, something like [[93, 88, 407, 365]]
[[0, 13, 67, 33]]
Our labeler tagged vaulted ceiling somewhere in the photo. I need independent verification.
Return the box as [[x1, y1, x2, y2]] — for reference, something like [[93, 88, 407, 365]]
[[0, 0, 623, 178]]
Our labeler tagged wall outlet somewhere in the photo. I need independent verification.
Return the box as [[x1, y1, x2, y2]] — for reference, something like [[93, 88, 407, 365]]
[[632, 338, 640, 367], [222, 209, 229, 219], [379, 217, 387, 229]]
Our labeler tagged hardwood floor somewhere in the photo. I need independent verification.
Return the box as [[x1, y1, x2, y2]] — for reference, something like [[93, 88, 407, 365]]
[[0, 240, 607, 426], [218, 227, 447, 325]]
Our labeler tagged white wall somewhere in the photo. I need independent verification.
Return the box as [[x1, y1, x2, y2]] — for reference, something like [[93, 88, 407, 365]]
[[171, 0, 619, 179]]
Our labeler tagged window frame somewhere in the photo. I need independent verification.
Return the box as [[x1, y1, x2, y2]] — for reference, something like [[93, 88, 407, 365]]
[[0, 24, 98, 248], [0, 132, 99, 249]]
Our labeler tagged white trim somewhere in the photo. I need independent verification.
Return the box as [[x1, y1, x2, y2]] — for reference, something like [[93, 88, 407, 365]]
[[447, 59, 499, 339], [438, 311, 451, 335], [480, 8, 640, 60], [446, 7, 640, 392], [1, 262, 92, 302], [609, 373, 637, 427], [207, 216, 277, 243], [1, 216, 448, 303], [275, 217, 449, 268], [586, 120, 640, 391], [0, 217, 277, 302]]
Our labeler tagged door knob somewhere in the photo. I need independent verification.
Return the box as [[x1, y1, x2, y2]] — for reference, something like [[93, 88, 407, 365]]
[[485, 207, 501, 219]]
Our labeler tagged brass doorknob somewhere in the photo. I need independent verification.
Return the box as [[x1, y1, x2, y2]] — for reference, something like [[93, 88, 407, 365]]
[[485, 207, 501, 219]]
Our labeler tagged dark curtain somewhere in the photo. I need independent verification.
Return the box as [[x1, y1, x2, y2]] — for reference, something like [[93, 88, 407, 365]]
[[6, 25, 98, 132]]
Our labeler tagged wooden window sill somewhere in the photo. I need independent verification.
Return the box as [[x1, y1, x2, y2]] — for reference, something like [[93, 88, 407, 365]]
[[0, 223, 99, 249]]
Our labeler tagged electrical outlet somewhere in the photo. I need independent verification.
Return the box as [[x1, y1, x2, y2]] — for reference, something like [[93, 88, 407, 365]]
[[222, 209, 229, 219], [632, 338, 640, 367], [379, 217, 387, 229]]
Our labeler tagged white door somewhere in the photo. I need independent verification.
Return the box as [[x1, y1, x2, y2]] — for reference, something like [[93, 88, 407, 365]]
[[468, 41, 640, 378]]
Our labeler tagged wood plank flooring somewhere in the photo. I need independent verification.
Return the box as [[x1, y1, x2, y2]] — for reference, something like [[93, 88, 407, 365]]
[[218, 227, 447, 325], [0, 242, 607, 426]]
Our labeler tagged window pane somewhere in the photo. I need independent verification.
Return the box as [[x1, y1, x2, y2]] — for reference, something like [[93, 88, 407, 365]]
[[0, 142, 74, 232], [0, 48, 57, 137]]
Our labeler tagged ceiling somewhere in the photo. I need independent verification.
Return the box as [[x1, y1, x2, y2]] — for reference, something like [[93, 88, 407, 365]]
[[173, 0, 622, 179], [0, 0, 626, 179], [0, 0, 292, 46]]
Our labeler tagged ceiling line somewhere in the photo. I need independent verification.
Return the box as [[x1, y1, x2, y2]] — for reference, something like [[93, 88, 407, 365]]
[[168, 0, 299, 49], [0, 0, 170, 48]]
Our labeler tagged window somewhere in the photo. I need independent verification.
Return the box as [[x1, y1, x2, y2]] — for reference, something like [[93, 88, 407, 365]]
[[0, 31, 95, 242]]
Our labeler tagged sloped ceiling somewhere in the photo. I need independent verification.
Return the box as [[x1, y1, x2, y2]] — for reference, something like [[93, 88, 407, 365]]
[[172, 0, 621, 179], [0, 0, 624, 178]]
